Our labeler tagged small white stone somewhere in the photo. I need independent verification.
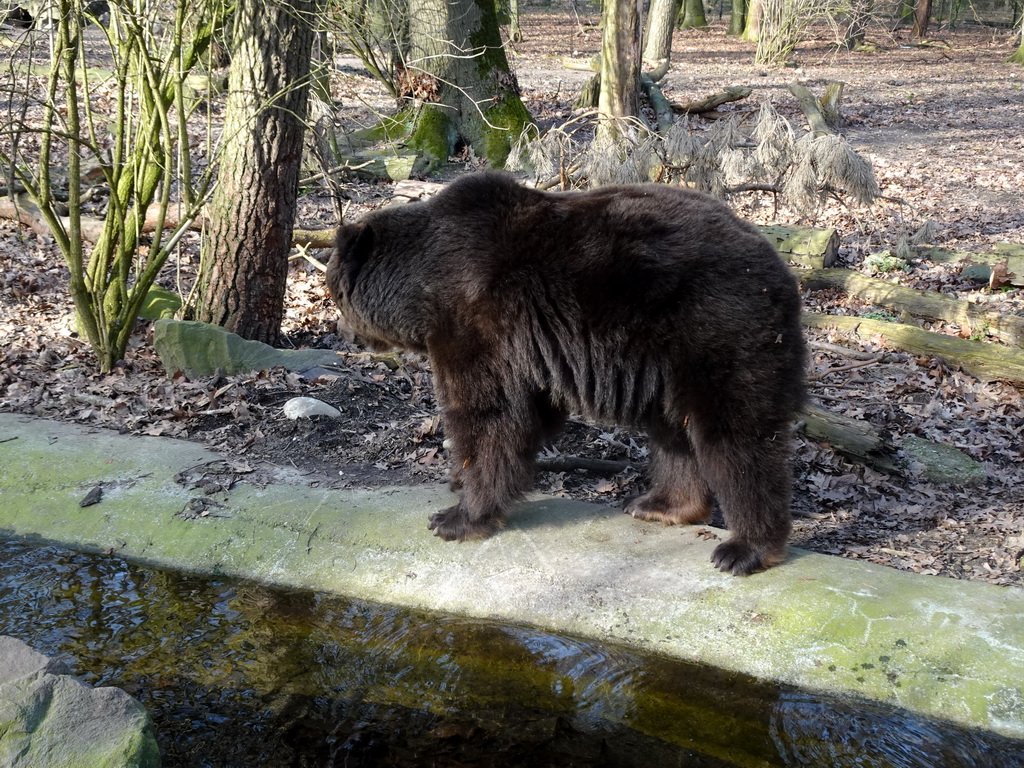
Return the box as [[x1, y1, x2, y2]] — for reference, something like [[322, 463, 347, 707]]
[[282, 397, 341, 420]]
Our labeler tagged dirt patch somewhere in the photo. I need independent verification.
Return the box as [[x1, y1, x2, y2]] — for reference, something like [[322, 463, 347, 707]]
[[1, 15, 1023, 585]]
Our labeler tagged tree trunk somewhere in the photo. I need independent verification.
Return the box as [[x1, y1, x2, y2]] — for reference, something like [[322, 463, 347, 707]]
[[676, 0, 707, 29], [912, 0, 932, 37], [397, 0, 532, 171], [598, 0, 642, 142], [843, 0, 873, 49], [742, 0, 762, 41], [787, 82, 836, 137], [195, 0, 313, 344], [642, 0, 679, 74], [819, 81, 845, 129], [508, 0, 523, 42], [727, 0, 747, 35], [641, 74, 674, 132]]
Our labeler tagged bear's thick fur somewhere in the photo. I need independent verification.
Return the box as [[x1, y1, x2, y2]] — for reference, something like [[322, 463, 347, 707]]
[[326, 172, 806, 575]]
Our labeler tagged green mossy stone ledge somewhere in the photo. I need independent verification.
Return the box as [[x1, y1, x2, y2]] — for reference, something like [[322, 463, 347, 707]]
[[1, 412, 1023, 746]]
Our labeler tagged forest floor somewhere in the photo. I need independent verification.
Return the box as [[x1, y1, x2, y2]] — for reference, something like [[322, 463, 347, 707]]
[[1, 15, 1023, 585]]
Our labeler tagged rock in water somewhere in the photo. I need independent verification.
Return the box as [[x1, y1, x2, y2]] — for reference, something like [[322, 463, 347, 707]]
[[0, 636, 160, 767]]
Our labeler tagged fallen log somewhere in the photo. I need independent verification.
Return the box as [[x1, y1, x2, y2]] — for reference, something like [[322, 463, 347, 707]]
[[532, 404, 967, 479], [537, 407, 901, 476], [0, 191, 836, 282], [803, 312, 1024, 385], [0, 194, 202, 243], [799, 403, 898, 473], [297, 206, 839, 271], [796, 267, 1024, 347], [641, 74, 674, 132], [0, 194, 105, 242], [918, 245, 1024, 288], [561, 56, 601, 72], [391, 179, 444, 202], [759, 224, 839, 268], [643, 57, 670, 84], [301, 151, 417, 184], [671, 86, 752, 115], [292, 229, 335, 250], [0, 194, 341, 255]]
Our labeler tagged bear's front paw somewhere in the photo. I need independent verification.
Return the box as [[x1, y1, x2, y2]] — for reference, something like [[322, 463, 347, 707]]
[[428, 505, 502, 542], [711, 539, 785, 576]]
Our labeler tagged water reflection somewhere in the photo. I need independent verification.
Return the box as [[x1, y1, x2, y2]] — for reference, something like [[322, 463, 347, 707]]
[[772, 691, 1022, 768], [1, 537, 1021, 768]]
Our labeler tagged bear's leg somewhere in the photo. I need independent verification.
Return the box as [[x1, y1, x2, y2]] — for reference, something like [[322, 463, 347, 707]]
[[693, 426, 793, 576], [626, 428, 713, 525], [429, 392, 553, 542]]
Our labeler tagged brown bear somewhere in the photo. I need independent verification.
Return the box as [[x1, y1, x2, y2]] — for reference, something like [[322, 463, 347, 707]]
[[326, 172, 806, 575]]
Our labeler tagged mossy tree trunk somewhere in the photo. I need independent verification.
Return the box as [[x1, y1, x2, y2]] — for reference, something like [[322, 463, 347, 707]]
[[727, 0, 747, 35], [675, 0, 707, 29], [195, 0, 314, 343], [597, 0, 641, 142], [742, 0, 762, 41], [394, 0, 532, 171]]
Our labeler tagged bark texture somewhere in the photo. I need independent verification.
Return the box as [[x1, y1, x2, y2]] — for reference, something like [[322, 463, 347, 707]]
[[398, 0, 531, 170], [919, 245, 1024, 287], [676, 0, 708, 29], [507, 0, 523, 42], [642, 0, 679, 73], [788, 83, 836, 137], [598, 0, 641, 141], [671, 85, 752, 114], [912, 0, 932, 37], [759, 224, 839, 268], [742, 0, 762, 41], [196, 0, 314, 343], [727, 0, 747, 35]]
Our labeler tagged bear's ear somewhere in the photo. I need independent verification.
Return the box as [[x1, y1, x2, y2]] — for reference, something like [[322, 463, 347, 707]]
[[329, 222, 375, 301]]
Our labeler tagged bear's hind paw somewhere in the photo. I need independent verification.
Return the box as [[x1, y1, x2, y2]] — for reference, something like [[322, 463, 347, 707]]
[[626, 492, 711, 525]]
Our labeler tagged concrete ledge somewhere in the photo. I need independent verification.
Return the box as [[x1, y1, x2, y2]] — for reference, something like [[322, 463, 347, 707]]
[[1, 412, 1022, 741]]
